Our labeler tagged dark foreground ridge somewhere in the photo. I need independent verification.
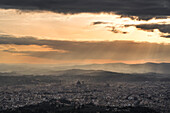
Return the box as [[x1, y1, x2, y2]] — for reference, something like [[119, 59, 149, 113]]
[[1, 99, 159, 113]]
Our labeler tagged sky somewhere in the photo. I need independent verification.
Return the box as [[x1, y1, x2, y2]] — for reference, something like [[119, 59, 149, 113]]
[[0, 0, 170, 64]]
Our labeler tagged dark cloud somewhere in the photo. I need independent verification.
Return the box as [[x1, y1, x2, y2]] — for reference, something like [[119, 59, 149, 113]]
[[1, 35, 170, 61], [134, 24, 170, 34], [0, 36, 42, 45], [92, 21, 128, 34], [110, 27, 128, 34], [92, 21, 109, 25], [125, 24, 170, 37], [0, 0, 170, 20], [161, 35, 170, 38]]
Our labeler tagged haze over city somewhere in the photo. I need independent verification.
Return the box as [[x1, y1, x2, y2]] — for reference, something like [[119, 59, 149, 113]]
[[0, 0, 170, 113]]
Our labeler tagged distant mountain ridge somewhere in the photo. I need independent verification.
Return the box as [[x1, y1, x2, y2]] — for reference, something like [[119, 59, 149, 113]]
[[0, 69, 169, 86], [0, 62, 170, 75], [67, 62, 170, 74]]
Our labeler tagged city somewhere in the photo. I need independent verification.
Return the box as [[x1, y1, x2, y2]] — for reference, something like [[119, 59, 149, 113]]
[[0, 80, 169, 113]]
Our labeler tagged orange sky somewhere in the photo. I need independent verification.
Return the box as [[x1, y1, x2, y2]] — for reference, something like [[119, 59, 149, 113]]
[[0, 9, 170, 64]]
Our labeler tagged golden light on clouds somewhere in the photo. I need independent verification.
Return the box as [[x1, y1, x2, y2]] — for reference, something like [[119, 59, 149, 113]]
[[0, 45, 66, 52], [0, 9, 170, 43], [0, 8, 170, 64]]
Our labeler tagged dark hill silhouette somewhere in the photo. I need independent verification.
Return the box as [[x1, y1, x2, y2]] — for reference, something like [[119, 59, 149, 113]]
[[2, 99, 159, 113]]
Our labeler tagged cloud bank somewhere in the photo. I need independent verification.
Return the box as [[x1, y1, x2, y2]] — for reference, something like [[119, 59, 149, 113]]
[[1, 35, 170, 61], [0, 0, 169, 20], [92, 20, 170, 37]]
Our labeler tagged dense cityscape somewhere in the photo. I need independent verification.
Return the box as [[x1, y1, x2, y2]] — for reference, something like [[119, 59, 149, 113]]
[[0, 81, 169, 113]]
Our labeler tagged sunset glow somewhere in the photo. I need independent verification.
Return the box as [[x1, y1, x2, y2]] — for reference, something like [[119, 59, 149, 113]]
[[0, 0, 170, 64]]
